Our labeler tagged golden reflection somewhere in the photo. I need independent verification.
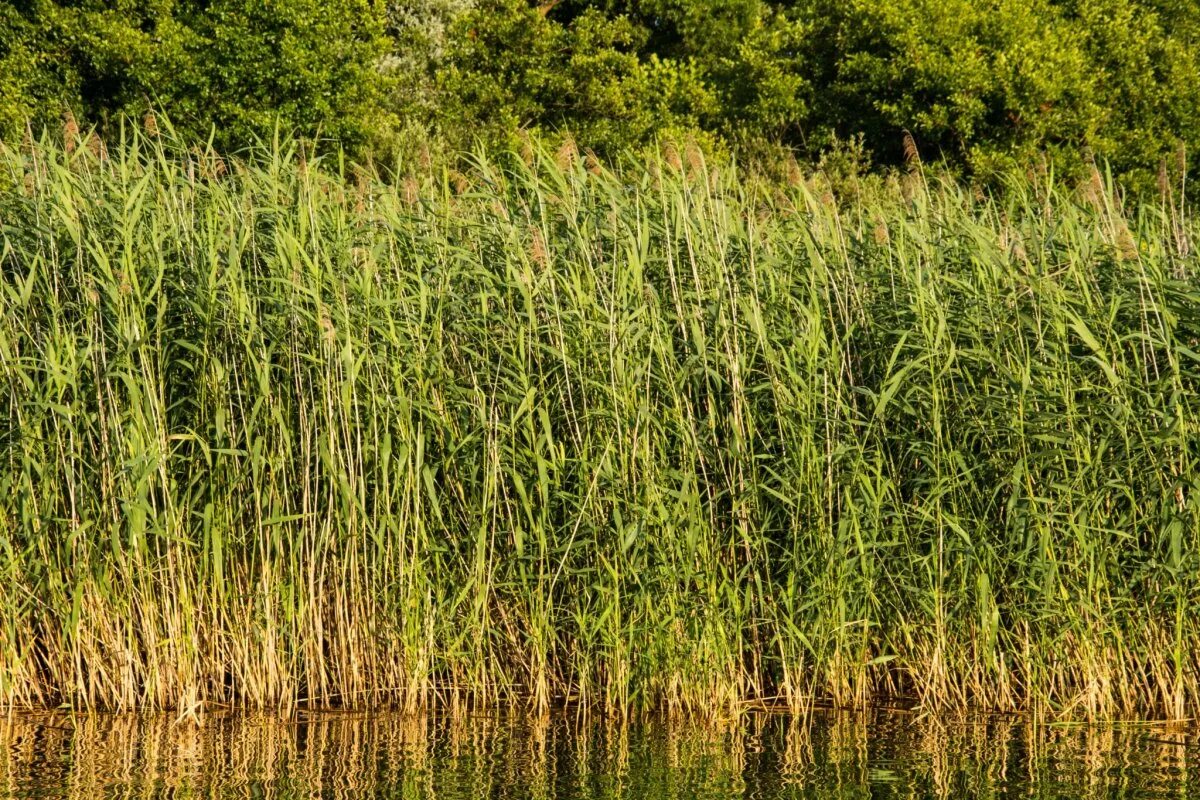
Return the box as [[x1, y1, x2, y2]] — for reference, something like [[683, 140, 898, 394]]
[[779, 714, 814, 784], [0, 710, 1197, 798]]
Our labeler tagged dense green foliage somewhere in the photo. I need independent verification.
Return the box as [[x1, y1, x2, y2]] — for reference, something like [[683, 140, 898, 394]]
[[0, 0, 390, 151], [3, 0, 1199, 181], [2, 133, 1199, 716], [799, 0, 1200, 184]]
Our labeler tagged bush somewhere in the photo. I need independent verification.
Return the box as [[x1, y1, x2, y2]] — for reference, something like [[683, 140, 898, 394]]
[[801, 0, 1200, 186], [424, 0, 1200, 183], [0, 0, 394, 152], [3, 0, 1199, 184], [431, 0, 718, 153]]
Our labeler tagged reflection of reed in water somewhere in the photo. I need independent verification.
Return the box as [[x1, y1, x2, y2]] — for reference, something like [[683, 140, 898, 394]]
[[1, 712, 1199, 798], [779, 714, 814, 785], [825, 709, 869, 792]]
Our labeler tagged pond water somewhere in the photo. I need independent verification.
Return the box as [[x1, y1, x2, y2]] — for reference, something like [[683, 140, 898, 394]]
[[1, 709, 1196, 798]]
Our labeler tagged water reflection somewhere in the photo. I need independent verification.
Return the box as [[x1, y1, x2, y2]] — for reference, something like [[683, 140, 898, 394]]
[[0, 709, 1195, 798]]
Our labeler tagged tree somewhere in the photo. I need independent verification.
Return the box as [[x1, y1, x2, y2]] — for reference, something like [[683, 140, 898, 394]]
[[0, 0, 394, 152], [434, 0, 716, 153], [796, 0, 1200, 181]]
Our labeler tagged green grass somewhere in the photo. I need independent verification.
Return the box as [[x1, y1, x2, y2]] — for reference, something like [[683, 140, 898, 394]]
[[1, 129, 1199, 718]]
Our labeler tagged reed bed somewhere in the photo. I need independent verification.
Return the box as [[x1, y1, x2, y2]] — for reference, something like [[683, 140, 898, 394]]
[[1, 131, 1199, 718]]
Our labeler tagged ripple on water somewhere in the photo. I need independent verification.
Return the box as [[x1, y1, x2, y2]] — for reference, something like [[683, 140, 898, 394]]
[[0, 710, 1197, 799]]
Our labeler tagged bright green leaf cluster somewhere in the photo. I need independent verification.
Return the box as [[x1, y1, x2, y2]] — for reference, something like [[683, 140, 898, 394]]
[[0, 0, 393, 151]]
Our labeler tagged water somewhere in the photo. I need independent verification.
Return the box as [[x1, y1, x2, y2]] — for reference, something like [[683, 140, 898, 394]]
[[1, 709, 1196, 798]]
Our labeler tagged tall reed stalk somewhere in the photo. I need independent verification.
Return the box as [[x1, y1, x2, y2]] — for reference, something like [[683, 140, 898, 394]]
[[1, 129, 1198, 718]]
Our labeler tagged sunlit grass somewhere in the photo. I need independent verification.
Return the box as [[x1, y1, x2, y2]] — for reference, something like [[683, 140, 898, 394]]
[[1, 128, 1198, 718]]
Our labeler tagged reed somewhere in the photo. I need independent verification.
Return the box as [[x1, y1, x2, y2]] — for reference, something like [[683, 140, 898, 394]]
[[1, 129, 1199, 719]]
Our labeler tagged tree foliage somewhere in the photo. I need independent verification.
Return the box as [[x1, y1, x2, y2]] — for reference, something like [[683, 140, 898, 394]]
[[0, 0, 392, 150], [800, 0, 1200, 183], [2, 0, 1199, 182]]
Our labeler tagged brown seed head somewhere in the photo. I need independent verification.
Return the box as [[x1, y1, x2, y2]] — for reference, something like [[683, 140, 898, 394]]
[[402, 176, 419, 206], [555, 137, 578, 171], [684, 140, 705, 182], [319, 313, 336, 346], [1084, 166, 1106, 212], [663, 141, 682, 173], [786, 153, 804, 188], [529, 227, 548, 269], [902, 131, 920, 171], [873, 220, 890, 246], [352, 171, 369, 212], [1116, 225, 1138, 261], [63, 111, 80, 155]]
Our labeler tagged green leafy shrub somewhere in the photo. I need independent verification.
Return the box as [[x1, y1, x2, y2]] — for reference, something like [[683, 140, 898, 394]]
[[0, 0, 394, 151], [432, 0, 718, 153], [426, 0, 1200, 183], [800, 0, 1200, 185], [4, 0, 1200, 187]]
